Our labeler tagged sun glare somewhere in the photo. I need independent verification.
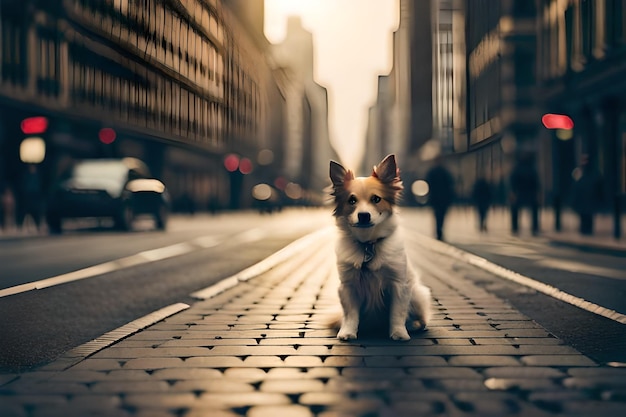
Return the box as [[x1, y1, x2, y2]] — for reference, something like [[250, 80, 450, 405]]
[[264, 0, 399, 168]]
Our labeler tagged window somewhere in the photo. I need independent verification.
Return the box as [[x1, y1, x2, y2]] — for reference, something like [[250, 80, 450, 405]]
[[181, 88, 189, 133], [606, 0, 626, 47], [513, 0, 536, 17], [581, 0, 593, 58]]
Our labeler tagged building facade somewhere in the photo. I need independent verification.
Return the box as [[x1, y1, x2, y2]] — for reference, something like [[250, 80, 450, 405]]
[[362, 74, 394, 176], [0, 0, 289, 212], [269, 16, 336, 200], [453, 0, 624, 233], [537, 0, 626, 236], [362, 0, 435, 181]]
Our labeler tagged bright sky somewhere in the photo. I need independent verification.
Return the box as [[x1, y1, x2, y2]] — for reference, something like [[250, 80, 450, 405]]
[[264, 0, 399, 169]]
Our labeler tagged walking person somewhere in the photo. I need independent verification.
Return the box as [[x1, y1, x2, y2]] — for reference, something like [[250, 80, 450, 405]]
[[1, 182, 16, 233], [425, 157, 455, 241], [16, 164, 44, 232], [571, 154, 604, 235], [471, 174, 492, 232], [509, 152, 540, 236]]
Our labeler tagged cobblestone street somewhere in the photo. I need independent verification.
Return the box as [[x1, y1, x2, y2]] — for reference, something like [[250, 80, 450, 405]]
[[2, 227, 626, 416]]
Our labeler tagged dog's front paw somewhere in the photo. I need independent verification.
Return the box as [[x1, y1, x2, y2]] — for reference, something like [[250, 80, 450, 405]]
[[390, 327, 410, 341], [337, 327, 358, 341]]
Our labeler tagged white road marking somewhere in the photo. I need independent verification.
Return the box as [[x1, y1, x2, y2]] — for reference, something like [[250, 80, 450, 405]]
[[234, 228, 267, 243], [412, 234, 626, 325], [192, 235, 221, 248], [138, 242, 195, 261], [0, 228, 266, 298]]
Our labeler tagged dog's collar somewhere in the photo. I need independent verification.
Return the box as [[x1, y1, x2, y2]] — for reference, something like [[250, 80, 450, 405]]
[[359, 238, 384, 263]]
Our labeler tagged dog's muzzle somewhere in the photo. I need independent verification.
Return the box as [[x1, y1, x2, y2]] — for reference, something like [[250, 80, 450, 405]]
[[354, 212, 373, 228]]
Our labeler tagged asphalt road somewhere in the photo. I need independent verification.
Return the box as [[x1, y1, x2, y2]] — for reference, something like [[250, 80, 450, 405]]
[[0, 208, 334, 373]]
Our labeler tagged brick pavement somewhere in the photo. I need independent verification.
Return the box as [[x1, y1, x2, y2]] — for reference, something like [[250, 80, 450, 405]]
[[2, 227, 626, 416]]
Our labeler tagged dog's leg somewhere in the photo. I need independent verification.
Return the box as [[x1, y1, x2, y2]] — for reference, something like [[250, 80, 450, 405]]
[[389, 283, 411, 340], [337, 284, 361, 340], [408, 283, 432, 331]]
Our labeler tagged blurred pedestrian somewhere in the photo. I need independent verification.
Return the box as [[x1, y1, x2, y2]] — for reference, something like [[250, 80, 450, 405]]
[[509, 152, 540, 235], [16, 164, 44, 232], [178, 192, 196, 215], [425, 157, 455, 241], [1, 182, 16, 232], [570, 154, 604, 235], [471, 174, 492, 232]]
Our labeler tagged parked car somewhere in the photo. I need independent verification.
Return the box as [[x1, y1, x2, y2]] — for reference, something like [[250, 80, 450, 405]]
[[46, 158, 169, 233]]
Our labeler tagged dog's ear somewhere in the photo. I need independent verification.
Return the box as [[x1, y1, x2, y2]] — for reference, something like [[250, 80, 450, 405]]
[[329, 160, 354, 215], [330, 160, 354, 186], [373, 154, 399, 184]]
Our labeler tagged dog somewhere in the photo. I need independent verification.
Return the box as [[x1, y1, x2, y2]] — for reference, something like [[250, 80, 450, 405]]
[[328, 154, 431, 341]]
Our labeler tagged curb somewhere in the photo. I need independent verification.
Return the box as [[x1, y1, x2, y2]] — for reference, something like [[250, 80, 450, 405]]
[[412, 233, 626, 326]]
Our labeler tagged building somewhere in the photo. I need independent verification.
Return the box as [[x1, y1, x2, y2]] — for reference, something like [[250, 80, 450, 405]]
[[433, 0, 467, 155], [269, 16, 336, 201], [0, 0, 287, 212], [452, 0, 625, 236], [362, 75, 394, 175], [405, 0, 625, 236], [536, 0, 626, 237], [361, 0, 435, 183], [363, 0, 461, 204]]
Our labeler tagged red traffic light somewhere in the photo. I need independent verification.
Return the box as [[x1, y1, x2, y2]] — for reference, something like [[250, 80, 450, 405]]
[[224, 154, 240, 172], [20, 116, 48, 135], [542, 113, 574, 130]]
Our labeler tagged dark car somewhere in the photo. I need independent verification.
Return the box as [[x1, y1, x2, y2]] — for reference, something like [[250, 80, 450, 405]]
[[46, 158, 169, 233]]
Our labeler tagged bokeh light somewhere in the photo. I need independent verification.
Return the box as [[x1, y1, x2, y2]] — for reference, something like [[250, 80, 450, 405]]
[[224, 154, 240, 172], [239, 157, 253, 174], [98, 128, 117, 144], [411, 180, 429, 197], [20, 116, 48, 135], [542, 113, 574, 130], [257, 149, 274, 165], [285, 182, 302, 200], [252, 183, 273, 201], [19, 137, 46, 163]]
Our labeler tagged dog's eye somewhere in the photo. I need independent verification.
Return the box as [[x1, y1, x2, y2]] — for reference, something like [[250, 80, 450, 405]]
[[348, 195, 357, 205], [371, 195, 381, 204]]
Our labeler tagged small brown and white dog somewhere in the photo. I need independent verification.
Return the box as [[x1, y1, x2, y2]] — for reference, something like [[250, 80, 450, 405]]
[[329, 154, 431, 341]]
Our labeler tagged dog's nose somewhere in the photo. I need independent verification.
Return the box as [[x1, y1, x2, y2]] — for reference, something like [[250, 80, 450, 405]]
[[358, 212, 371, 224]]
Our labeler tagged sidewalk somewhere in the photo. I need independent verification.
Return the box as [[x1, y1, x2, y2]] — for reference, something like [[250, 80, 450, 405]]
[[407, 206, 626, 255], [2, 227, 626, 417], [539, 209, 626, 254], [3, 207, 625, 255]]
